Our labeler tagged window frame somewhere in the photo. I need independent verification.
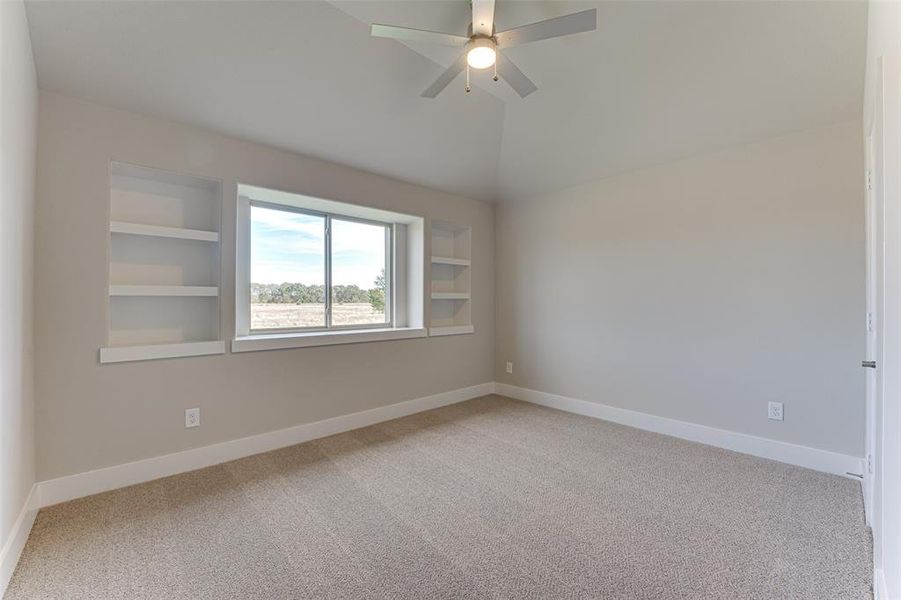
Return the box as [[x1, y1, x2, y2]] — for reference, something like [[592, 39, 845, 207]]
[[248, 199, 394, 335]]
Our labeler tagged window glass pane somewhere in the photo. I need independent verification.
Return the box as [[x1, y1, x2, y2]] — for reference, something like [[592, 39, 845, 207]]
[[250, 205, 326, 329], [331, 219, 388, 326]]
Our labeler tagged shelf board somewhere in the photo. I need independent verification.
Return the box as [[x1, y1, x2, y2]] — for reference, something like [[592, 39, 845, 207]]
[[100, 340, 225, 364], [110, 285, 219, 297], [431, 256, 470, 267], [110, 221, 219, 242], [429, 325, 474, 337], [431, 292, 470, 300]]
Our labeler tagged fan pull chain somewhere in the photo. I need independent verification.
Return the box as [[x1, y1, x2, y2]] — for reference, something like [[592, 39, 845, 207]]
[[493, 55, 498, 82], [466, 63, 471, 93]]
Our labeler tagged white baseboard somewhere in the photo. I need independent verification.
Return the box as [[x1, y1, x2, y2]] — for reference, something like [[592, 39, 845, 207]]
[[864, 473, 873, 527], [0, 484, 38, 598], [496, 383, 863, 478], [3, 381, 873, 596], [38, 382, 495, 508], [875, 568, 890, 600], [37, 381, 863, 509]]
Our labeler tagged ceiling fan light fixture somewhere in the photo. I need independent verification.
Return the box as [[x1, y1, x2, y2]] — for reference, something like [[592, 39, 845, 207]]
[[371, 2, 597, 98], [466, 38, 496, 69]]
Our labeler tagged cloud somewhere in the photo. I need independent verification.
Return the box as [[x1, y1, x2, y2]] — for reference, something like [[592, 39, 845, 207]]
[[251, 206, 386, 287]]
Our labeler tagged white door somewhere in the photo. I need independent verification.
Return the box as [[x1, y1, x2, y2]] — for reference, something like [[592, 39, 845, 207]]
[[864, 129, 881, 531], [868, 54, 901, 599]]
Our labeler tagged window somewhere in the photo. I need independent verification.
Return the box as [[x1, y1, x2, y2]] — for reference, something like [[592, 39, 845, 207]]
[[235, 184, 425, 352], [250, 202, 391, 332]]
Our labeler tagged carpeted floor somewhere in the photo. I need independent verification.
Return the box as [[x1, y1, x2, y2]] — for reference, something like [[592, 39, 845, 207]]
[[6, 395, 872, 599]]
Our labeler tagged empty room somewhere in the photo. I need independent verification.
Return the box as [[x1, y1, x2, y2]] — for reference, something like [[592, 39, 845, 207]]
[[2, 0, 900, 598]]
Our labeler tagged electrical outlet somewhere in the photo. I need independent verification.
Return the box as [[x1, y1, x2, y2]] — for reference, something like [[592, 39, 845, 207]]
[[185, 408, 200, 428], [767, 402, 783, 421], [506, 361, 513, 374]]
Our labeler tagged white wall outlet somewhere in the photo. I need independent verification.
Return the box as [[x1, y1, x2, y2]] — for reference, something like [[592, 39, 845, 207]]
[[185, 408, 200, 428], [506, 361, 513, 374], [767, 402, 783, 421]]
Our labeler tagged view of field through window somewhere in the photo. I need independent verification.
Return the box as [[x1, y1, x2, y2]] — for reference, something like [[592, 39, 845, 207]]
[[250, 205, 388, 330]]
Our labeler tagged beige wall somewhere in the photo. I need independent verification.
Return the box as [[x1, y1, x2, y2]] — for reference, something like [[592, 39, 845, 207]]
[[495, 122, 865, 457], [35, 92, 495, 481], [1, 0, 37, 553], [864, 1, 901, 131]]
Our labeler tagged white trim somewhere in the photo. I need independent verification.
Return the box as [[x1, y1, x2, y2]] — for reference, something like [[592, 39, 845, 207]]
[[869, 55, 901, 600], [496, 383, 863, 478], [431, 256, 471, 267], [100, 341, 225, 364], [0, 485, 39, 597], [239, 183, 421, 226], [235, 195, 252, 336], [109, 285, 219, 297], [231, 326, 426, 353], [8, 382, 872, 589], [875, 568, 894, 600], [429, 325, 475, 337], [235, 187, 423, 340], [109, 221, 219, 242], [431, 292, 470, 300], [37, 382, 494, 508], [864, 470, 873, 528]]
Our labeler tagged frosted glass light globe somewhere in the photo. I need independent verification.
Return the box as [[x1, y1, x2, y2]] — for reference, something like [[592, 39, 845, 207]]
[[467, 45, 496, 69]]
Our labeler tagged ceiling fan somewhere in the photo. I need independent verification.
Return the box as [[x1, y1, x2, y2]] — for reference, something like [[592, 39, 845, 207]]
[[371, 1, 597, 98]]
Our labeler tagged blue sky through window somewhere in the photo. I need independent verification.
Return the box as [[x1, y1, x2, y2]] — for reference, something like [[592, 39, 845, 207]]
[[251, 206, 385, 289], [331, 218, 386, 290]]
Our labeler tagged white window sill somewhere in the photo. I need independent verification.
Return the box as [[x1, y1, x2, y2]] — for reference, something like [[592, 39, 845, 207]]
[[231, 327, 427, 353]]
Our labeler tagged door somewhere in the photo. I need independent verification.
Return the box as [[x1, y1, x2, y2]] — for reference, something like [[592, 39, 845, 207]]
[[864, 130, 881, 531], [867, 54, 901, 598]]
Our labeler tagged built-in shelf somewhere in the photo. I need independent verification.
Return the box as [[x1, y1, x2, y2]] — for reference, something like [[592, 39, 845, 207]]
[[110, 221, 219, 242], [100, 341, 225, 364], [104, 162, 222, 362], [431, 292, 470, 300], [428, 325, 474, 337], [110, 285, 219, 297], [431, 256, 471, 267], [429, 221, 472, 336]]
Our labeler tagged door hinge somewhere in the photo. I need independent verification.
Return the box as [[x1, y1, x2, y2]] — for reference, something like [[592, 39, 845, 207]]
[[867, 311, 874, 332], [866, 170, 873, 191]]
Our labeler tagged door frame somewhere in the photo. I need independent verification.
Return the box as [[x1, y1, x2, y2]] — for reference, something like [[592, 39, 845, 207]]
[[864, 129, 877, 528], [866, 54, 901, 600]]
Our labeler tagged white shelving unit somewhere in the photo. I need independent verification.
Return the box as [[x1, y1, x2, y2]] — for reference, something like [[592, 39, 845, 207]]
[[109, 221, 219, 242], [101, 162, 224, 363], [431, 256, 471, 267], [431, 291, 471, 300], [429, 221, 473, 336], [109, 285, 219, 297]]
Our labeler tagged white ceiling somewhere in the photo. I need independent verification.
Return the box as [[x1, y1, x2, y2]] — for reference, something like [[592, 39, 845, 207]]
[[25, 1, 867, 202]]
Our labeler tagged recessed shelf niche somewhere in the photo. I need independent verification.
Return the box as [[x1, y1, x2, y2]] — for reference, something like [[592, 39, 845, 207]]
[[101, 162, 224, 363], [429, 221, 473, 336]]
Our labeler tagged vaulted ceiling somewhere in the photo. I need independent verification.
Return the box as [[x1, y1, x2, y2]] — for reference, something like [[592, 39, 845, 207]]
[[25, 1, 867, 202]]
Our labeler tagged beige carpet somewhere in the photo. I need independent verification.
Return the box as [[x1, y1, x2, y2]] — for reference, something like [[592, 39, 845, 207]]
[[6, 395, 871, 599]]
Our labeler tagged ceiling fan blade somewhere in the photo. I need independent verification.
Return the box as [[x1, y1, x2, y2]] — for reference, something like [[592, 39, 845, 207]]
[[421, 53, 468, 98], [497, 51, 537, 98], [495, 9, 597, 48], [471, 0, 495, 36], [371, 24, 469, 47]]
